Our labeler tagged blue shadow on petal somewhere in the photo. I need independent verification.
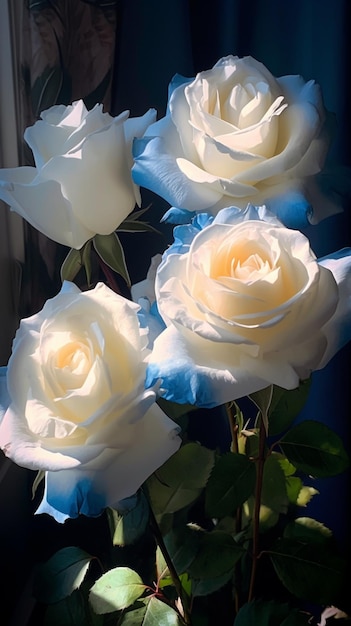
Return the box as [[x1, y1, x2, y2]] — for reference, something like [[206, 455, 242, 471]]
[[48, 478, 106, 520], [268, 191, 312, 229], [146, 361, 219, 409]]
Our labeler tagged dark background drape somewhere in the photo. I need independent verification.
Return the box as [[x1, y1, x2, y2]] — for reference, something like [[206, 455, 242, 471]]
[[3, 1, 350, 623]]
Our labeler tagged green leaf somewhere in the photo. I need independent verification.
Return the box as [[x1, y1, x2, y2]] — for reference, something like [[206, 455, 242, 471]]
[[187, 530, 243, 581], [285, 476, 303, 505], [147, 443, 215, 515], [93, 232, 131, 287], [107, 492, 149, 546], [205, 453, 256, 518], [44, 589, 103, 626], [269, 537, 345, 604], [261, 454, 289, 514], [279, 420, 350, 477], [269, 379, 312, 436], [191, 569, 233, 597], [234, 599, 310, 626], [163, 525, 202, 575], [89, 567, 145, 614], [117, 596, 184, 625], [34, 547, 93, 604]]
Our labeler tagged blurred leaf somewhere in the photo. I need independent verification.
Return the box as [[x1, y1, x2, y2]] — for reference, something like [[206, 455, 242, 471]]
[[44, 589, 103, 626], [89, 567, 145, 614], [93, 232, 131, 287], [285, 476, 303, 505], [283, 517, 333, 543], [295, 485, 319, 507], [234, 599, 311, 626], [147, 443, 215, 515], [276, 455, 296, 477], [268, 379, 312, 436], [107, 492, 149, 546], [205, 452, 256, 518], [117, 596, 184, 625], [34, 547, 93, 604], [279, 421, 350, 477], [242, 497, 280, 533], [269, 537, 345, 604]]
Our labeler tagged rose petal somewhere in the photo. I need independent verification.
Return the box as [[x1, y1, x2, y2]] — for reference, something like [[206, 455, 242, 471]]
[[35, 402, 180, 521]]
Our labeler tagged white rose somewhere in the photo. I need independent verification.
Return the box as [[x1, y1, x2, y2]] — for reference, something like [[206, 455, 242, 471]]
[[133, 56, 337, 227], [145, 205, 351, 407], [0, 100, 156, 249], [0, 282, 180, 523]]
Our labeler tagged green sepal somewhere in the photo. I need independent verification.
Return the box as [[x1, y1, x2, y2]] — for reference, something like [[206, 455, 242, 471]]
[[33, 546, 94, 604], [60, 241, 92, 286], [205, 452, 256, 518], [279, 420, 350, 477], [89, 567, 145, 614], [93, 232, 131, 287], [117, 206, 161, 235]]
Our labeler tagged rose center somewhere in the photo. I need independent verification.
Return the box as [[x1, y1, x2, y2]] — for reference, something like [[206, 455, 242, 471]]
[[55, 341, 90, 377]]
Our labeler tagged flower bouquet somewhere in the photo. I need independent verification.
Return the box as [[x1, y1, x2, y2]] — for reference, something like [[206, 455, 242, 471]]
[[0, 56, 350, 625]]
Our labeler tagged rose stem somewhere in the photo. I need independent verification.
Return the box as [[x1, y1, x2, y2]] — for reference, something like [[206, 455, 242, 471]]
[[248, 411, 266, 602], [225, 402, 243, 613], [147, 502, 191, 625]]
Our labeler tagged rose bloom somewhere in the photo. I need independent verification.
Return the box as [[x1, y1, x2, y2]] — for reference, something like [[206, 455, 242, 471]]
[[0, 282, 180, 523], [132, 55, 338, 228], [0, 100, 156, 249], [145, 205, 351, 407]]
